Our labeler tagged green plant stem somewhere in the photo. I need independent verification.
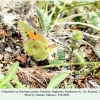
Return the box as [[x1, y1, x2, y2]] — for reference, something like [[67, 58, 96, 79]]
[[58, 1, 68, 15], [87, 63, 100, 77], [38, 1, 42, 9], [49, 5, 57, 18], [58, 1, 100, 14], [44, 62, 100, 68], [45, 1, 49, 15]]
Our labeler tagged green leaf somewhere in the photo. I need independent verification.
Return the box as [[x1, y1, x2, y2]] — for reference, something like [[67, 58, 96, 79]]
[[36, 8, 52, 32], [72, 31, 83, 42], [0, 74, 14, 88], [87, 11, 100, 28], [47, 72, 69, 88], [73, 50, 87, 75], [73, 50, 85, 67], [0, 62, 19, 87], [57, 48, 65, 60]]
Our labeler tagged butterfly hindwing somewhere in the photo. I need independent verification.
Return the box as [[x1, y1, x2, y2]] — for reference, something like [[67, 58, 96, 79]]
[[24, 39, 48, 61]]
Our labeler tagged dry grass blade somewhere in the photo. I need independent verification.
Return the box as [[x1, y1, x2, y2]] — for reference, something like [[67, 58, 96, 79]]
[[17, 67, 54, 88]]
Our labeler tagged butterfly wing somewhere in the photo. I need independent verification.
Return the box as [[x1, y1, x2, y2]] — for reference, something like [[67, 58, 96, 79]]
[[24, 39, 48, 61], [18, 21, 48, 43], [18, 21, 29, 40]]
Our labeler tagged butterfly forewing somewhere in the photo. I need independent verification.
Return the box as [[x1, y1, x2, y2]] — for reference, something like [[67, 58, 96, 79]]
[[18, 21, 47, 43]]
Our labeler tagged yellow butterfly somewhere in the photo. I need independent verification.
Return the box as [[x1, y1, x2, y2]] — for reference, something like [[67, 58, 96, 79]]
[[18, 21, 55, 61]]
